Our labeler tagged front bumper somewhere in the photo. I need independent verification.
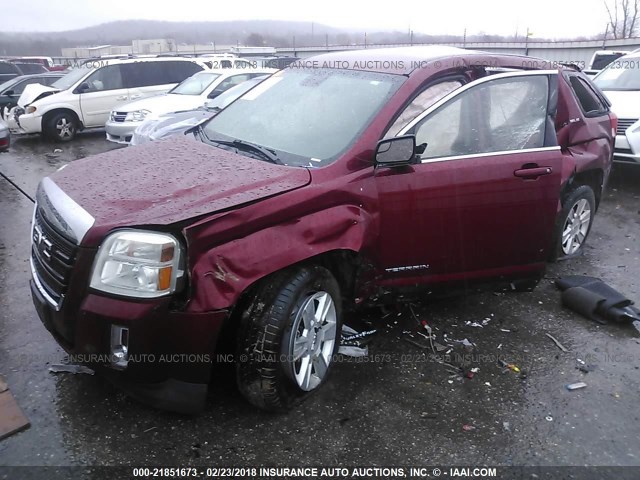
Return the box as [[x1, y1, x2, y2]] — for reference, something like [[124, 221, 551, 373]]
[[7, 111, 42, 135], [105, 120, 141, 144], [614, 132, 640, 165], [31, 275, 229, 414]]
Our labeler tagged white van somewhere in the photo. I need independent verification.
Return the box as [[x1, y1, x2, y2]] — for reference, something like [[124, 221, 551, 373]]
[[7, 57, 208, 141]]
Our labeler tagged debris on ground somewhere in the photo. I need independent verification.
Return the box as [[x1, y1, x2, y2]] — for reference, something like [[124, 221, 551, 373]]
[[556, 275, 640, 324], [566, 382, 587, 391], [0, 376, 30, 441], [48, 364, 95, 375], [339, 325, 373, 357], [462, 424, 476, 431], [545, 416, 554, 422], [577, 363, 597, 373], [546, 333, 569, 352], [503, 422, 511, 431], [498, 360, 521, 373]]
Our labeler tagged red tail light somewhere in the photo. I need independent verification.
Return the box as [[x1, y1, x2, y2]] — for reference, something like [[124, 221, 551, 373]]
[[609, 111, 618, 138]]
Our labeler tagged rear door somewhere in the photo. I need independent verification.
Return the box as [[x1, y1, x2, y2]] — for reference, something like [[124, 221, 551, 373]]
[[125, 61, 203, 101], [78, 64, 128, 127], [375, 71, 563, 285], [556, 72, 613, 162]]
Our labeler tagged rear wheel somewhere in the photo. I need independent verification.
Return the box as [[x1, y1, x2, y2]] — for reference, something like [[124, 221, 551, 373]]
[[236, 266, 342, 411], [44, 112, 77, 142], [550, 185, 596, 261]]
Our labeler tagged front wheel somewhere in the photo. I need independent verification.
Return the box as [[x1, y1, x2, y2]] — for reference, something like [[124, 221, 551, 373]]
[[236, 266, 342, 411], [550, 185, 596, 261], [44, 112, 78, 142]]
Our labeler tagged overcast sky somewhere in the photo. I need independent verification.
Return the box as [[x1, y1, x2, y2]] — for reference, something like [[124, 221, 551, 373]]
[[5, 0, 610, 38]]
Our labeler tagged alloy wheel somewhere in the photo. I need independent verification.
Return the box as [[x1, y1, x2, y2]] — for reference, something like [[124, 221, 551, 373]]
[[561, 198, 592, 255], [287, 291, 337, 391]]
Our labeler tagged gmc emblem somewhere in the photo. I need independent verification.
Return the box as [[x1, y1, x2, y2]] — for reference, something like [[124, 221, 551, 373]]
[[33, 224, 53, 260]]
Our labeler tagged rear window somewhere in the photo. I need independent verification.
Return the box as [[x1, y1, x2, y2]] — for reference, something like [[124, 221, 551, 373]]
[[0, 64, 17, 74], [15, 63, 47, 74], [568, 75, 607, 116]]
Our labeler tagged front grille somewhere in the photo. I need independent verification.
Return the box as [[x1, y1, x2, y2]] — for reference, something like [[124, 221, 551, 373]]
[[31, 207, 79, 308], [112, 112, 127, 123], [617, 118, 637, 136]]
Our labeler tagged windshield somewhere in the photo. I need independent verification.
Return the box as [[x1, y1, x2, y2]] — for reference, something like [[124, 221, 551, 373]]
[[206, 76, 269, 110], [594, 58, 640, 90], [170, 72, 221, 95], [203, 68, 404, 166], [52, 67, 91, 90]]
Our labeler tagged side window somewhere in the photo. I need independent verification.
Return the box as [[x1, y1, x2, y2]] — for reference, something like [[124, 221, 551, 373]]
[[83, 65, 124, 92], [568, 76, 606, 115], [386, 80, 463, 138], [217, 74, 251, 91], [412, 75, 549, 160], [163, 61, 203, 84], [123, 63, 160, 88]]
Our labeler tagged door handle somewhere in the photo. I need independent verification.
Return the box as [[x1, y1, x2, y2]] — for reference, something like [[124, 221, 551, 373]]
[[116, 95, 128, 101], [514, 166, 553, 179]]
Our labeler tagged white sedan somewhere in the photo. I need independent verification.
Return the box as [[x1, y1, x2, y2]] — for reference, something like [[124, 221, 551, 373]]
[[105, 68, 275, 144]]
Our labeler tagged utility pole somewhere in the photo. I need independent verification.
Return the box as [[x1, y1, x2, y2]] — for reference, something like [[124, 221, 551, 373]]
[[603, 24, 609, 49], [364, 32, 367, 48], [463, 28, 467, 48]]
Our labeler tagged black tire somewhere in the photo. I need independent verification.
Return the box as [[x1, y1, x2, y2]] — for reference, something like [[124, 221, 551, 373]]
[[236, 265, 342, 411], [550, 185, 596, 262], [44, 111, 77, 142]]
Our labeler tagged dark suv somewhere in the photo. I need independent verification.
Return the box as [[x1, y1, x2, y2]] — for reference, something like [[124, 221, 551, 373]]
[[0, 61, 48, 83], [30, 47, 615, 413]]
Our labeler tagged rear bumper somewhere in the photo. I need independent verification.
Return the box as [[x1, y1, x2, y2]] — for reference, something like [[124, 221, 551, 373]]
[[30, 277, 229, 414]]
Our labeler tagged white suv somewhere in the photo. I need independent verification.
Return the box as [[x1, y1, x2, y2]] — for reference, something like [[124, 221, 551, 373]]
[[7, 57, 208, 142], [594, 51, 640, 164]]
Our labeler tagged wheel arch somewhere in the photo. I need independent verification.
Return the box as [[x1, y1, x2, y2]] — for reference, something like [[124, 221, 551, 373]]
[[42, 107, 84, 131], [561, 168, 604, 209]]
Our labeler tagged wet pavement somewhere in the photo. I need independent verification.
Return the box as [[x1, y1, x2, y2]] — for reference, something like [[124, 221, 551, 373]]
[[0, 131, 639, 470]]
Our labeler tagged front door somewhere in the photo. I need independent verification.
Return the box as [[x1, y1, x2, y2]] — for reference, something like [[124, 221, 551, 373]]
[[376, 71, 563, 285], [78, 64, 129, 127]]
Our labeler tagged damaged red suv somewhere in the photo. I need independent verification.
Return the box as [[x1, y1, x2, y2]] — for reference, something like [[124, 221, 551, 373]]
[[30, 47, 615, 413]]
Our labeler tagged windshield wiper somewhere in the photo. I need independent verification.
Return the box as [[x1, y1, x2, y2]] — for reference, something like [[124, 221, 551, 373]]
[[209, 138, 282, 164]]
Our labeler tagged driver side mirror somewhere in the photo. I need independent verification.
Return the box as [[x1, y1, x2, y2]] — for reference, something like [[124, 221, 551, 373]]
[[75, 82, 90, 94], [4, 89, 15, 96], [375, 135, 417, 167]]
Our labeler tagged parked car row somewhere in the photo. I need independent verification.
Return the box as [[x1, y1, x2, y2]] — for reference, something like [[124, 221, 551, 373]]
[[5, 57, 208, 141], [106, 68, 274, 144], [28, 46, 616, 414]]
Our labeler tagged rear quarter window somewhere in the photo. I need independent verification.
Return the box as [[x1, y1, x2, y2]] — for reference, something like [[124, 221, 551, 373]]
[[568, 76, 608, 116]]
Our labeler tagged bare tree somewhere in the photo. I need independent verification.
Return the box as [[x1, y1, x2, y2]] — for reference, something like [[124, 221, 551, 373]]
[[605, 0, 640, 38]]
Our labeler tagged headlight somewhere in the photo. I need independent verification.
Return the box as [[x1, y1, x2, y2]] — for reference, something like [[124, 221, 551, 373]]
[[90, 230, 183, 298], [124, 110, 150, 122], [26, 106, 37, 114]]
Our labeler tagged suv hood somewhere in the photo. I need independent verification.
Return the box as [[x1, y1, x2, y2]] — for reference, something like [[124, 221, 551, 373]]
[[48, 135, 311, 244], [601, 90, 640, 119], [18, 83, 59, 107], [116, 93, 204, 115]]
